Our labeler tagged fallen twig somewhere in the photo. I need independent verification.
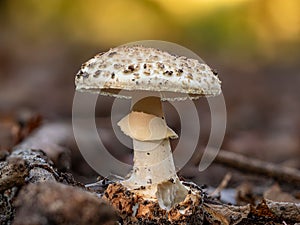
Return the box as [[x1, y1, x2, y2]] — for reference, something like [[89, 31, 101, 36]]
[[209, 172, 232, 197], [211, 149, 300, 186]]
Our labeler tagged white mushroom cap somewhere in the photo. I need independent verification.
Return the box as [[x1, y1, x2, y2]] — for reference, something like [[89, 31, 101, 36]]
[[75, 45, 221, 100]]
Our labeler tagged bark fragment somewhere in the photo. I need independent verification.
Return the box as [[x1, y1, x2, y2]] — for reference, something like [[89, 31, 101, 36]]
[[13, 182, 118, 225]]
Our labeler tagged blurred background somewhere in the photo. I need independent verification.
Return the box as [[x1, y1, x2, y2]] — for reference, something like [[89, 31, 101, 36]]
[[0, 0, 299, 186]]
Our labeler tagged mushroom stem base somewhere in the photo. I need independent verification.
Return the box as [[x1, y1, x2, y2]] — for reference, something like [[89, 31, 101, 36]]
[[103, 182, 204, 224]]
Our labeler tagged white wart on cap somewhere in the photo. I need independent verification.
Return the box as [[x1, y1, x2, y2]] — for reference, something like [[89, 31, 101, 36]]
[[75, 45, 221, 100]]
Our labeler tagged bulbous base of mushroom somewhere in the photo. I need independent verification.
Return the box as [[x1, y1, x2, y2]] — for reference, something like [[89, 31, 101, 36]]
[[102, 182, 204, 224], [121, 177, 189, 210]]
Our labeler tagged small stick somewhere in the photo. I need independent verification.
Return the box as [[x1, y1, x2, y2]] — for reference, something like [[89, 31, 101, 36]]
[[209, 172, 232, 197], [211, 149, 300, 186]]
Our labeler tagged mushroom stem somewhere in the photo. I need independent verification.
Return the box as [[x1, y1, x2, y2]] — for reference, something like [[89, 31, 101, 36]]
[[126, 138, 177, 187], [120, 96, 188, 209]]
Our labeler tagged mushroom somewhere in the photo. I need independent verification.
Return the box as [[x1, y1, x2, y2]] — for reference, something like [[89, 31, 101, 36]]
[[75, 45, 221, 222]]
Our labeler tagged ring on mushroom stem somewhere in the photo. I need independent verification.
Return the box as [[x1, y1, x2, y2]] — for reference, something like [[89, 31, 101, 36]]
[[75, 44, 221, 221]]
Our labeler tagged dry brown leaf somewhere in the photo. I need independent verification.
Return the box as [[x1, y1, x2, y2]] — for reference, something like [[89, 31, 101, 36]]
[[0, 112, 42, 151], [0, 114, 20, 150], [204, 203, 250, 225], [251, 200, 277, 219], [264, 183, 300, 203]]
